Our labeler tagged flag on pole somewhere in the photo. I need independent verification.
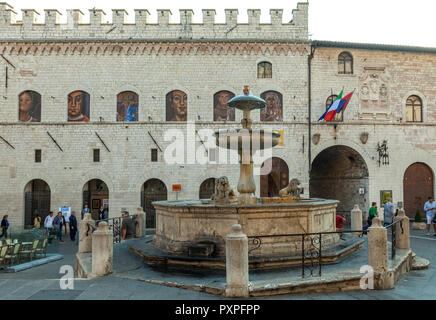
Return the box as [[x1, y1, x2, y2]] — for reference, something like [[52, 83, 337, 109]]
[[319, 90, 343, 121], [335, 91, 354, 114]]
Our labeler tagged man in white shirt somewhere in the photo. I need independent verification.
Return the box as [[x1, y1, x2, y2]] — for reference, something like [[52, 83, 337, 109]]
[[424, 196, 436, 236], [44, 211, 54, 236], [383, 198, 395, 227]]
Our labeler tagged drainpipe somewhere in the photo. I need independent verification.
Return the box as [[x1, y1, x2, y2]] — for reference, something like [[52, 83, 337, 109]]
[[308, 44, 316, 175]]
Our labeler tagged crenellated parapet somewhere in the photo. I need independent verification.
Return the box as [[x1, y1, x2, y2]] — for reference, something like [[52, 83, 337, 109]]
[[0, 2, 309, 41]]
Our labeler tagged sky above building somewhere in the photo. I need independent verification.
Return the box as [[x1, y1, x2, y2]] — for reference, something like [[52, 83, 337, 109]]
[[7, 0, 436, 47]]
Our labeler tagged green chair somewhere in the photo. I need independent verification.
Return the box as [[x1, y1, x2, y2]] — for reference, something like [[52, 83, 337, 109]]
[[35, 238, 48, 258], [5, 243, 21, 266], [20, 239, 39, 262], [0, 245, 8, 270]]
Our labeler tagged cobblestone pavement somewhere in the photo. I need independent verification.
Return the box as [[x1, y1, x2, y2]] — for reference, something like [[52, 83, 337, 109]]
[[0, 228, 434, 300]]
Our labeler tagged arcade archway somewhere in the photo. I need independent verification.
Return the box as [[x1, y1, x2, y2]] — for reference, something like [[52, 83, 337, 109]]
[[403, 163, 434, 219], [24, 179, 51, 227], [260, 157, 289, 197], [82, 179, 109, 220], [199, 178, 216, 199], [141, 179, 168, 228], [310, 146, 369, 217]]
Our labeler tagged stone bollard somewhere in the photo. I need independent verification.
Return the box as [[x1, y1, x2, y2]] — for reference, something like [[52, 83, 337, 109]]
[[368, 217, 393, 289], [135, 207, 146, 238], [351, 204, 363, 231], [92, 221, 113, 276], [225, 224, 249, 298], [395, 209, 410, 250], [78, 213, 93, 253]]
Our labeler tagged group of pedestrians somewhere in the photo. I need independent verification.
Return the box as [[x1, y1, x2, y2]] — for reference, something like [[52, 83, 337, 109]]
[[366, 198, 396, 227], [43, 211, 78, 242]]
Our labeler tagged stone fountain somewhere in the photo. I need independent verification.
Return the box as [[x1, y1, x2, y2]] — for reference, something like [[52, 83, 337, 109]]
[[138, 87, 362, 269]]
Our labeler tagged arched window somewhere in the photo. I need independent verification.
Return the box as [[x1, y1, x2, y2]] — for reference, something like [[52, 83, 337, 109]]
[[19, 90, 41, 122], [406, 95, 423, 122], [166, 90, 187, 121], [117, 91, 138, 122], [258, 61, 272, 78], [338, 52, 353, 75], [68, 91, 90, 122], [326, 95, 343, 122]]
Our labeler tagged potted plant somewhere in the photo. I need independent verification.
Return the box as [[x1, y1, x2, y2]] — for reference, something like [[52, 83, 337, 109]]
[[412, 209, 427, 230]]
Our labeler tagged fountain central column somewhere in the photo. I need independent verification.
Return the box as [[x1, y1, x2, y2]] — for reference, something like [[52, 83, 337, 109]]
[[237, 108, 257, 204]]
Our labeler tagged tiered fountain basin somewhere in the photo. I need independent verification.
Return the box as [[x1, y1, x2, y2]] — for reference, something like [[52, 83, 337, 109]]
[[152, 198, 341, 259]]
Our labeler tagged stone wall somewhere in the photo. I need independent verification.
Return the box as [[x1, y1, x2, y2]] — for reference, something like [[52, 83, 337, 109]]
[[0, 3, 435, 227]]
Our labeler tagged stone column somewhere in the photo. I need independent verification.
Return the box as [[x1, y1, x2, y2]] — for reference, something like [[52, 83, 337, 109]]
[[135, 207, 146, 238], [92, 221, 113, 276], [225, 224, 249, 298], [78, 213, 93, 253], [368, 217, 393, 289], [395, 209, 410, 250], [351, 204, 363, 231]]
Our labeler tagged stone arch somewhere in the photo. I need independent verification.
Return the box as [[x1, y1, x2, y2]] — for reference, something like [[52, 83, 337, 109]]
[[260, 157, 289, 197], [82, 179, 109, 220], [403, 162, 434, 219], [199, 178, 216, 199], [141, 179, 168, 228], [24, 179, 51, 227], [310, 145, 369, 219]]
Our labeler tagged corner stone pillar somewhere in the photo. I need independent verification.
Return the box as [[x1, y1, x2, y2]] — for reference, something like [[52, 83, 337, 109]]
[[351, 204, 363, 231], [135, 207, 146, 238], [78, 213, 93, 253], [395, 210, 410, 250], [225, 224, 249, 298], [368, 217, 393, 289], [92, 221, 113, 276]]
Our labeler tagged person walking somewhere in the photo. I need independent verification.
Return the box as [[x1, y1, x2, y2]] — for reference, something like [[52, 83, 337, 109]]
[[383, 198, 395, 227], [336, 213, 346, 240], [0, 215, 9, 239], [367, 202, 378, 227], [81, 204, 90, 220], [53, 211, 65, 242], [69, 211, 78, 242], [121, 211, 135, 241], [44, 211, 54, 241], [98, 205, 105, 221], [424, 196, 436, 236], [33, 214, 41, 229]]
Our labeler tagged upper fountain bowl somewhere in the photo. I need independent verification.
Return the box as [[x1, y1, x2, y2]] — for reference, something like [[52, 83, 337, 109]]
[[228, 94, 266, 111]]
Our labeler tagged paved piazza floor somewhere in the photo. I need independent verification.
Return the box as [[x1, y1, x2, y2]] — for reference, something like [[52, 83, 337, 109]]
[[0, 228, 434, 300]]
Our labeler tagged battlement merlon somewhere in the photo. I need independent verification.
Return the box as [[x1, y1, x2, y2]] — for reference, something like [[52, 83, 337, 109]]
[[0, 3, 309, 41]]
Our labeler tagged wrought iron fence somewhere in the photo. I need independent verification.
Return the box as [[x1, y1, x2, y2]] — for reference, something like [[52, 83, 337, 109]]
[[248, 229, 365, 278], [385, 218, 404, 260], [87, 214, 138, 244]]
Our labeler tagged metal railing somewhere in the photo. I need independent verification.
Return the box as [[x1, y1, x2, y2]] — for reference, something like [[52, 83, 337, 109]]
[[248, 229, 365, 278], [87, 214, 138, 244], [385, 218, 404, 260]]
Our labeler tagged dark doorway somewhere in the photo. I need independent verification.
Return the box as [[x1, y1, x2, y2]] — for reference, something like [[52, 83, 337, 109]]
[[199, 178, 216, 199], [82, 179, 109, 220], [403, 163, 434, 219], [260, 157, 289, 197], [310, 146, 369, 219], [24, 179, 51, 228], [141, 179, 167, 228]]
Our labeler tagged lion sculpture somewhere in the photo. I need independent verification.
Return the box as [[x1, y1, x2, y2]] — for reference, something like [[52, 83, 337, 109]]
[[211, 176, 237, 203], [279, 178, 303, 199]]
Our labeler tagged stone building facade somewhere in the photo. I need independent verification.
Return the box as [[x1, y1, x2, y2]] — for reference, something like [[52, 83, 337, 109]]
[[0, 2, 434, 228]]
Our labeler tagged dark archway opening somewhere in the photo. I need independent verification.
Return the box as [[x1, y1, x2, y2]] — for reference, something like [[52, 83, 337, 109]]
[[24, 179, 51, 228], [141, 179, 168, 228], [83, 179, 109, 220], [260, 157, 289, 197], [199, 178, 216, 199], [404, 163, 434, 219], [310, 146, 369, 220]]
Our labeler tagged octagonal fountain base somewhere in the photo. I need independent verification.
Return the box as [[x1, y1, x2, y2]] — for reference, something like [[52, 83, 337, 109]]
[[142, 198, 363, 270]]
